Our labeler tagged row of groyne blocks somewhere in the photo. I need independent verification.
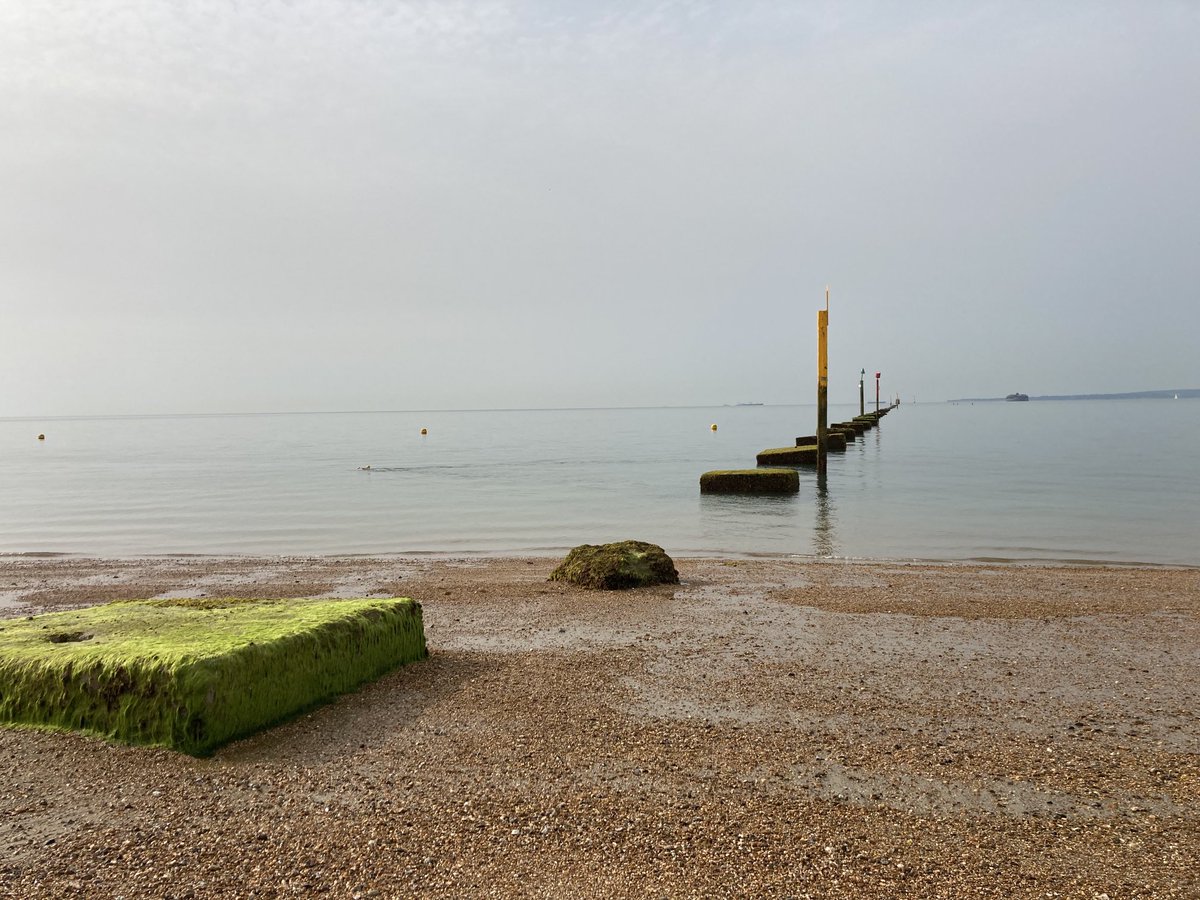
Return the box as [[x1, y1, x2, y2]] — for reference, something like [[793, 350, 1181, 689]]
[[700, 406, 895, 494]]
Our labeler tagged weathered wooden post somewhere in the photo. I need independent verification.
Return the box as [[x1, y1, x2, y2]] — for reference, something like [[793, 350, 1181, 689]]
[[875, 371, 881, 414], [859, 368, 865, 417], [817, 288, 829, 474]]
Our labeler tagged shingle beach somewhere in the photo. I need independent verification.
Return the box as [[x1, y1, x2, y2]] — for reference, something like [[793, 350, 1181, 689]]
[[2, 556, 1197, 898]]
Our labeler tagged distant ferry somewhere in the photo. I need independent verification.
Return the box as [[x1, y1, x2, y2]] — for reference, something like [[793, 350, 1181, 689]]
[[1005, 393, 1030, 402]]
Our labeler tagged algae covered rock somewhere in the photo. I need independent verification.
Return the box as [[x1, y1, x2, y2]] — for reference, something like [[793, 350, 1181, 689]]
[[550, 540, 679, 590]]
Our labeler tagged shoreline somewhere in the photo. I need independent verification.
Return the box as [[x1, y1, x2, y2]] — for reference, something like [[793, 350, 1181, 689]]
[[3, 549, 1196, 570], [2, 555, 1198, 897]]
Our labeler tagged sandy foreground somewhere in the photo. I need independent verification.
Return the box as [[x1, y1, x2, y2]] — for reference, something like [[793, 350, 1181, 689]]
[[1, 555, 1197, 899]]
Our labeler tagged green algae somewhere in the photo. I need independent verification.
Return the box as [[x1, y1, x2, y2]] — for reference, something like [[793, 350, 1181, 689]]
[[549, 540, 679, 590], [0, 597, 426, 756]]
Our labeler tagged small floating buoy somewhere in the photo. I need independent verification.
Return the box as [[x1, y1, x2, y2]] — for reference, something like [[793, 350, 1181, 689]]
[[37, 434, 45, 441], [358, 465, 372, 471], [420, 428, 428, 435], [710, 424, 718, 432]]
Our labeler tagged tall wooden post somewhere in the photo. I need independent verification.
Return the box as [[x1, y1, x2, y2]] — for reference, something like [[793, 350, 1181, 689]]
[[817, 288, 829, 474], [859, 368, 865, 417]]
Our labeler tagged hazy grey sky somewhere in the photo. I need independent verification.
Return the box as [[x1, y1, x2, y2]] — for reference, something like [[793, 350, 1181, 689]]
[[2, 1, 1197, 415]]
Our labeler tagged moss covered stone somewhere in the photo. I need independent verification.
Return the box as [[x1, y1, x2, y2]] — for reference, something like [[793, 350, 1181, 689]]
[[700, 468, 800, 494], [549, 541, 679, 590], [756, 445, 819, 466], [0, 597, 426, 756]]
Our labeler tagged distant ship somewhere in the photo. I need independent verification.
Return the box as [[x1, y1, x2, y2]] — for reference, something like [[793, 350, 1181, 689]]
[[735, 402, 764, 406], [1005, 393, 1030, 402]]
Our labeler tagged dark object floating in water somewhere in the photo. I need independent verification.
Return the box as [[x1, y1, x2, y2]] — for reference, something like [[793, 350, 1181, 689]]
[[1006, 393, 1030, 402], [549, 540, 679, 590]]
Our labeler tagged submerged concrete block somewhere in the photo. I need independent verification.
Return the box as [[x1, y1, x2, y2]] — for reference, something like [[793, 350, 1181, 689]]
[[756, 445, 819, 466], [700, 468, 800, 494], [794, 433, 847, 451]]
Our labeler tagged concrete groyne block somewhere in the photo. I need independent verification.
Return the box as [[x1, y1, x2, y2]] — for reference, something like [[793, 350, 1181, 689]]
[[700, 468, 800, 494], [794, 434, 846, 451], [756, 445, 819, 466], [0, 598, 427, 756]]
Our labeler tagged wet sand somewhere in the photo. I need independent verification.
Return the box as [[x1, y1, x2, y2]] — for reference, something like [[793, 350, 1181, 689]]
[[1, 555, 1198, 898]]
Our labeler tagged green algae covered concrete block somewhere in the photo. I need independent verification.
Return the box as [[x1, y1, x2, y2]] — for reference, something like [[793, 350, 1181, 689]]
[[0, 597, 426, 756], [549, 540, 679, 590], [756, 445, 819, 466], [837, 421, 869, 434], [700, 468, 800, 495]]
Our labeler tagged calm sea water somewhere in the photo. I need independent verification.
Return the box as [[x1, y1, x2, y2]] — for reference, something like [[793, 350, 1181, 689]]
[[1, 401, 1196, 564]]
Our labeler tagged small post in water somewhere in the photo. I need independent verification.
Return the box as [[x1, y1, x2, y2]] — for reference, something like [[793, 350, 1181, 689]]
[[875, 371, 881, 413], [859, 368, 865, 417], [817, 288, 829, 474]]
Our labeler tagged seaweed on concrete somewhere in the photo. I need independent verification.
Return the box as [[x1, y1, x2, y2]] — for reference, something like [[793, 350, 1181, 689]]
[[0, 597, 426, 756]]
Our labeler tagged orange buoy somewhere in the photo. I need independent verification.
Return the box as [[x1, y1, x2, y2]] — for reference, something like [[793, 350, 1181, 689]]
[[420, 428, 428, 435], [710, 424, 718, 432]]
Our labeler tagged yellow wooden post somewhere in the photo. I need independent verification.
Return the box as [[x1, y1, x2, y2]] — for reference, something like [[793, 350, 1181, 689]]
[[817, 288, 829, 474]]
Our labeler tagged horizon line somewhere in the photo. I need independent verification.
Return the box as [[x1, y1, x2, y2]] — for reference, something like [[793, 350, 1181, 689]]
[[0, 401, 880, 422]]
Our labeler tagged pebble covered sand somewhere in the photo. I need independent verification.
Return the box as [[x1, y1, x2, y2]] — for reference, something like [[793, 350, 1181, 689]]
[[1, 555, 1197, 898]]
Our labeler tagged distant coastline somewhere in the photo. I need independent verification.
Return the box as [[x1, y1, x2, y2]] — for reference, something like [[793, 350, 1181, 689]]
[[949, 388, 1198, 402]]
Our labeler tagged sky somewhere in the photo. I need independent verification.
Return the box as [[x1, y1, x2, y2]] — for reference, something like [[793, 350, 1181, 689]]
[[2, 1, 1198, 416]]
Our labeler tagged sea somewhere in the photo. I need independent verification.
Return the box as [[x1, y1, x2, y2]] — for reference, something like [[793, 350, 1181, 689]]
[[1, 400, 1196, 565]]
